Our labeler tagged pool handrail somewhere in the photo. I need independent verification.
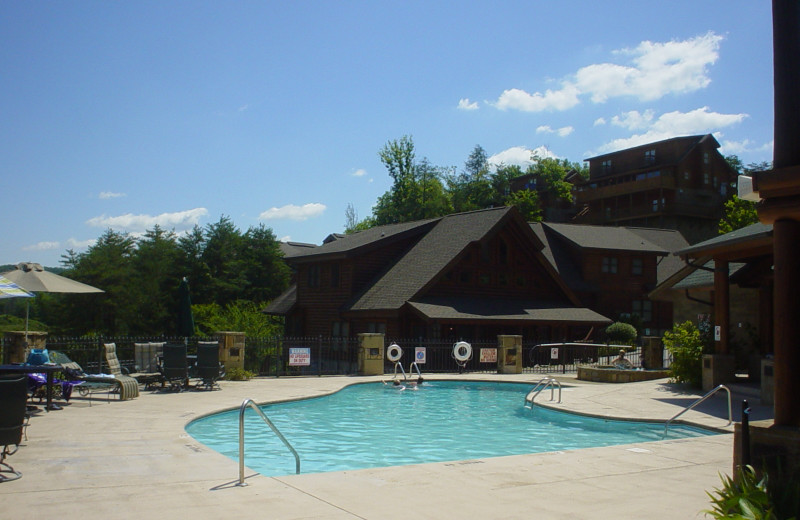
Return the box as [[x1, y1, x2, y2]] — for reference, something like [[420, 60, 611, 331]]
[[663, 384, 732, 436], [238, 398, 300, 485], [393, 362, 408, 381], [524, 377, 562, 409], [409, 361, 422, 379]]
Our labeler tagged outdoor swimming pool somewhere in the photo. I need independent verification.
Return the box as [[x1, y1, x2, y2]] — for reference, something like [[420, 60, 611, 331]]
[[186, 381, 716, 477]]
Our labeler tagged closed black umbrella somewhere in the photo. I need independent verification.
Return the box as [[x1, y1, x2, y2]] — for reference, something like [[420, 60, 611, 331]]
[[177, 277, 195, 339]]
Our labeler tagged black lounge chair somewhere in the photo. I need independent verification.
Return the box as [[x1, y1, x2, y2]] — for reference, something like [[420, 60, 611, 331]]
[[0, 375, 28, 482], [195, 341, 224, 390], [161, 343, 188, 392]]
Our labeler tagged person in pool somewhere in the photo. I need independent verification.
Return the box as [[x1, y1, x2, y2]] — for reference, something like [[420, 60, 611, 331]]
[[612, 349, 633, 369]]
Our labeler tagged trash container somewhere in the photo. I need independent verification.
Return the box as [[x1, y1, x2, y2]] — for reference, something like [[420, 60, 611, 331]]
[[497, 335, 522, 374], [358, 333, 384, 376]]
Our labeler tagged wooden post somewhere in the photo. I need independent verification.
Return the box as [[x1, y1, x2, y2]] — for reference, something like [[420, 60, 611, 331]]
[[713, 260, 730, 355]]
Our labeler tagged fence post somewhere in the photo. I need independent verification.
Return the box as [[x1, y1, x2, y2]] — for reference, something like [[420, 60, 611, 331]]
[[318, 335, 323, 377]]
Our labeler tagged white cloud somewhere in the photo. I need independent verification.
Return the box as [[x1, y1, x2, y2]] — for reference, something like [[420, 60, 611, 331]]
[[596, 107, 747, 154], [259, 203, 326, 221], [66, 238, 96, 249], [23, 241, 61, 252], [594, 117, 607, 126], [610, 110, 655, 130], [99, 191, 126, 199], [494, 85, 580, 112], [488, 145, 558, 169], [86, 207, 208, 232], [492, 32, 723, 112], [536, 125, 574, 137], [719, 139, 774, 158], [351, 168, 367, 177], [457, 98, 479, 110], [279, 235, 292, 242]]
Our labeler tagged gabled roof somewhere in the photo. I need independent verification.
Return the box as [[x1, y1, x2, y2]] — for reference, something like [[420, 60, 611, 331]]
[[541, 222, 668, 254], [675, 222, 773, 257], [532, 222, 689, 291], [584, 134, 718, 162], [345, 207, 524, 312], [408, 296, 610, 324], [284, 218, 437, 262], [263, 284, 296, 315], [280, 241, 317, 258]]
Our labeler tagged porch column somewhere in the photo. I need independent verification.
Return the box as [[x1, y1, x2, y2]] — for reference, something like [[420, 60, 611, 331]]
[[772, 220, 800, 426], [713, 260, 730, 354]]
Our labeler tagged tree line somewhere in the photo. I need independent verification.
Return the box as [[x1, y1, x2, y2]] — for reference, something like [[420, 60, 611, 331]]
[[4, 218, 289, 337], [345, 136, 587, 232]]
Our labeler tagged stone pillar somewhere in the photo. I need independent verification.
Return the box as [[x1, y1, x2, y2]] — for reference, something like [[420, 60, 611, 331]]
[[3, 331, 47, 363], [357, 333, 385, 376], [497, 335, 522, 374]]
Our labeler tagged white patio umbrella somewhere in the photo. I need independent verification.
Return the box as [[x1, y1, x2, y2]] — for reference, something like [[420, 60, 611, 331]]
[[1, 262, 104, 340]]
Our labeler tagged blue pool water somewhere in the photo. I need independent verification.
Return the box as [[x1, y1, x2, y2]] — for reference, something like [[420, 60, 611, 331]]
[[185, 381, 715, 477]]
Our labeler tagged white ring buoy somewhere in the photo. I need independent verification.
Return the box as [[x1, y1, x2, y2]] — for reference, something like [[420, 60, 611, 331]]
[[387, 343, 403, 363], [453, 341, 472, 362]]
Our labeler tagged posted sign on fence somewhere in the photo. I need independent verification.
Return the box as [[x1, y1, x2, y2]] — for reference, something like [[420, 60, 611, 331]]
[[414, 347, 426, 364], [480, 348, 497, 363], [289, 347, 311, 366]]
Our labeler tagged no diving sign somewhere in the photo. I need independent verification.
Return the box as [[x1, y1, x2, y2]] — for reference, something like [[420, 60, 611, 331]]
[[414, 347, 426, 364]]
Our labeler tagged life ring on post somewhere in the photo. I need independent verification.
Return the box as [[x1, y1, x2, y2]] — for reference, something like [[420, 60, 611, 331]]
[[453, 341, 472, 363], [386, 343, 403, 363]]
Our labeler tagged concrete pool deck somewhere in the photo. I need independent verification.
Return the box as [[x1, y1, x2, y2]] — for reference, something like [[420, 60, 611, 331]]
[[3, 373, 772, 519]]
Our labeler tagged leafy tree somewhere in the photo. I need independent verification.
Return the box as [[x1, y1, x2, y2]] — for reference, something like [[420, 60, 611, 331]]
[[132, 226, 182, 334], [526, 156, 580, 203], [504, 189, 542, 222], [662, 320, 710, 387], [240, 224, 290, 302], [59, 229, 138, 335], [604, 322, 638, 345], [719, 195, 759, 234], [373, 136, 452, 224], [193, 300, 283, 337], [200, 216, 245, 305]]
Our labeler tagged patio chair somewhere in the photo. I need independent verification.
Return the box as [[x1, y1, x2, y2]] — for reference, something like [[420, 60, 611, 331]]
[[195, 341, 224, 390], [0, 375, 28, 482], [133, 342, 164, 390], [49, 350, 121, 405], [161, 343, 188, 392], [102, 343, 140, 400]]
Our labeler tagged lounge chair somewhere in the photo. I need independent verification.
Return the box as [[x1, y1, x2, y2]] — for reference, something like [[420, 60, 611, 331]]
[[0, 375, 28, 482], [49, 351, 124, 405], [195, 341, 224, 390], [160, 343, 188, 392], [102, 343, 140, 400]]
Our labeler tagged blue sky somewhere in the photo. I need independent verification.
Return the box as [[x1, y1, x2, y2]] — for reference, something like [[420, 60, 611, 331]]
[[1, 1, 774, 267]]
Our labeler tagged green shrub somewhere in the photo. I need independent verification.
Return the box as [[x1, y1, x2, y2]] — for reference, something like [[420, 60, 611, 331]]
[[224, 367, 256, 381], [705, 465, 776, 519], [663, 320, 706, 388], [604, 321, 638, 346]]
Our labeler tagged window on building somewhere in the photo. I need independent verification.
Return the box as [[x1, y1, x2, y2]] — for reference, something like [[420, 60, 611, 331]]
[[713, 176, 718, 188], [480, 242, 491, 263], [602, 160, 612, 174], [684, 171, 690, 180], [704, 173, 710, 185], [479, 273, 491, 285], [645, 149, 655, 164], [704, 152, 710, 164], [499, 240, 509, 265], [652, 199, 659, 212], [365, 322, 386, 334], [632, 300, 653, 322], [308, 265, 320, 288], [601, 257, 618, 274], [330, 263, 340, 288], [331, 321, 350, 338], [631, 258, 643, 275]]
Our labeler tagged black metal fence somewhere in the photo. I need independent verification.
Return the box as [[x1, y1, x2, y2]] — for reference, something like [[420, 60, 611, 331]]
[[3, 335, 671, 377]]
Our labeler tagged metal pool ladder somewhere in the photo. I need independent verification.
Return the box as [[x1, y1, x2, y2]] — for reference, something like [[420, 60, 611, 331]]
[[524, 377, 562, 409], [663, 384, 732, 436], [238, 398, 300, 485]]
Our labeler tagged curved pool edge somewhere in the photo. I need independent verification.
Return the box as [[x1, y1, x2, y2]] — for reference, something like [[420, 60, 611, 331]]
[[183, 373, 735, 436]]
